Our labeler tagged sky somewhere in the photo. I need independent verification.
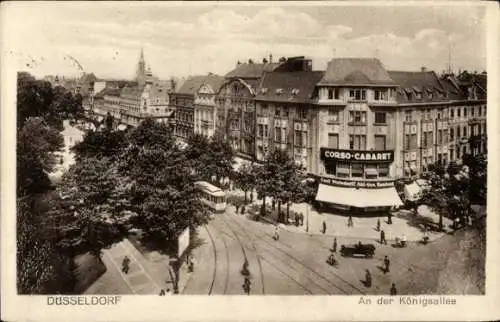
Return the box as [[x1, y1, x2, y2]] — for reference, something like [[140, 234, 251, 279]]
[[2, 2, 488, 80]]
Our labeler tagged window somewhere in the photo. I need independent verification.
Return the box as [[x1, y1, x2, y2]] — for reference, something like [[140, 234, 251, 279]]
[[349, 89, 367, 101], [405, 134, 417, 149], [328, 108, 339, 122], [349, 111, 367, 124], [457, 108, 461, 118], [374, 89, 387, 101], [405, 110, 413, 122], [336, 163, 349, 177], [351, 164, 363, 178], [374, 135, 386, 150], [450, 109, 454, 118], [264, 125, 269, 137], [349, 135, 366, 150], [450, 128, 454, 141], [375, 112, 386, 124], [328, 133, 339, 149], [295, 130, 302, 147], [464, 108, 468, 118], [471, 108, 475, 117], [258, 124, 263, 138], [334, 88, 340, 99], [261, 104, 268, 115], [379, 164, 390, 177], [437, 112, 441, 120], [416, 92, 422, 100], [463, 126, 467, 137], [328, 88, 334, 100], [457, 127, 461, 138], [438, 130, 443, 144], [424, 132, 433, 147], [275, 106, 281, 117], [298, 107, 308, 119], [283, 107, 289, 118], [478, 106, 482, 116]]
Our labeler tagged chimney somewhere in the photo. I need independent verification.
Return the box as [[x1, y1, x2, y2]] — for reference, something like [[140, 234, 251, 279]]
[[421, 67, 427, 72], [269, 54, 273, 64]]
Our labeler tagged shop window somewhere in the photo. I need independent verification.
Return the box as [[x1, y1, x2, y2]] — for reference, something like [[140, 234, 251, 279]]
[[375, 112, 386, 124], [374, 135, 386, 150], [365, 165, 378, 178], [258, 124, 263, 138], [336, 163, 349, 178], [328, 133, 339, 149], [351, 164, 364, 178], [378, 164, 390, 177]]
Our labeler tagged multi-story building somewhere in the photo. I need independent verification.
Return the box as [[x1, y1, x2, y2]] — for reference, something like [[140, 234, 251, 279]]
[[88, 50, 174, 128], [216, 58, 282, 159], [313, 58, 403, 212], [193, 74, 226, 138], [254, 57, 323, 172]]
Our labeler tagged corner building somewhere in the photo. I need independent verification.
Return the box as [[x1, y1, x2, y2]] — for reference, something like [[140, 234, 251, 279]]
[[313, 58, 403, 213]]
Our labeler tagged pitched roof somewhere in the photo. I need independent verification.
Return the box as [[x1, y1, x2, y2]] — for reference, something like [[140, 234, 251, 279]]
[[319, 58, 395, 86], [200, 74, 226, 93], [120, 84, 145, 98], [177, 74, 225, 95], [388, 71, 449, 103], [225, 62, 281, 79], [95, 87, 121, 99], [255, 71, 324, 103]]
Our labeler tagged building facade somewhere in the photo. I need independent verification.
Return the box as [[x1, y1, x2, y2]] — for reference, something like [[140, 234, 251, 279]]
[[193, 75, 225, 138]]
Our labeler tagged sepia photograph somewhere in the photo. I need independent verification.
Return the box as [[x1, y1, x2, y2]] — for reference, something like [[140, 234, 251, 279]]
[[1, 1, 499, 321]]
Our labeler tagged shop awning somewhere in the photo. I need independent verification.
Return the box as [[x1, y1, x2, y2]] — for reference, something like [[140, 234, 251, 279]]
[[315, 184, 403, 208]]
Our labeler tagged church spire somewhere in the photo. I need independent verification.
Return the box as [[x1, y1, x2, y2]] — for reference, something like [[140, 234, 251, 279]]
[[140, 48, 145, 63], [137, 48, 146, 85]]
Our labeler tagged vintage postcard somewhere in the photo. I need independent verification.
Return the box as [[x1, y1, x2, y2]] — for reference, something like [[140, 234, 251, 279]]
[[1, 1, 499, 321]]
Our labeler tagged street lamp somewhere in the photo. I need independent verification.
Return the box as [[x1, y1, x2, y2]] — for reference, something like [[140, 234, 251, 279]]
[[306, 204, 309, 233]]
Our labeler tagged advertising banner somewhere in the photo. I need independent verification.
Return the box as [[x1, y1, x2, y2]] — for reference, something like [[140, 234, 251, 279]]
[[320, 148, 394, 163]]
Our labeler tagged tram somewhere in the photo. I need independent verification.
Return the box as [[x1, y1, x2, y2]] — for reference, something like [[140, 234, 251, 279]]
[[194, 181, 226, 213]]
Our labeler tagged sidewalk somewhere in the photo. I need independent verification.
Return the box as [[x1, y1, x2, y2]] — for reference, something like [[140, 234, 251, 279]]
[[227, 190, 451, 243]]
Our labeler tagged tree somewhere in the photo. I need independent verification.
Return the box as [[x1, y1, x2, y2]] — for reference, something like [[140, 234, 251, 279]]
[[234, 162, 255, 203], [119, 119, 210, 245], [17, 196, 75, 294], [55, 157, 130, 260], [17, 117, 64, 196], [462, 153, 487, 202], [72, 127, 127, 162], [185, 133, 211, 180], [204, 132, 235, 185]]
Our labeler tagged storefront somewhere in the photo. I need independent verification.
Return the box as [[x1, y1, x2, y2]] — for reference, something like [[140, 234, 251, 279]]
[[315, 148, 403, 214]]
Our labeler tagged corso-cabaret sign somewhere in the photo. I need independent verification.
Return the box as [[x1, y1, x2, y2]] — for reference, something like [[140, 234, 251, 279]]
[[320, 148, 394, 162]]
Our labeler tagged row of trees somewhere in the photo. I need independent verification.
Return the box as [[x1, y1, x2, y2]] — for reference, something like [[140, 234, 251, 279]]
[[417, 154, 487, 231], [17, 72, 84, 294]]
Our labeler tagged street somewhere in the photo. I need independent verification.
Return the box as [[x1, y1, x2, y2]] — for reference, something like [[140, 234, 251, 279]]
[[181, 204, 483, 296]]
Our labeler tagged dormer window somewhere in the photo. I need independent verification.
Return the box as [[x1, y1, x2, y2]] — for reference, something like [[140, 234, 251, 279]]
[[291, 89, 300, 95], [261, 88, 268, 94], [276, 88, 284, 95]]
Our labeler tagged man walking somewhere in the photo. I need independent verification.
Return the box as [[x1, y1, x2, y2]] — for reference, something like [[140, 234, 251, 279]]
[[387, 212, 393, 225], [332, 237, 338, 253], [380, 230, 387, 245], [365, 269, 372, 288], [376, 219, 381, 232], [383, 255, 390, 274], [122, 256, 131, 274], [322, 220, 327, 234], [390, 283, 397, 295], [347, 215, 353, 228], [299, 212, 304, 226]]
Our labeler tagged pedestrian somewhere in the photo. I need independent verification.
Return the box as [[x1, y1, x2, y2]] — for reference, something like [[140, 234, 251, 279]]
[[250, 191, 254, 202], [347, 216, 353, 228], [235, 204, 240, 213], [401, 234, 407, 247], [468, 215, 473, 227], [122, 256, 130, 274], [322, 220, 327, 234], [376, 218, 381, 232], [454, 217, 460, 230], [332, 237, 338, 253], [365, 269, 372, 288], [166, 288, 172, 296], [243, 276, 251, 295], [299, 213, 304, 226], [387, 212, 393, 225], [390, 283, 397, 295], [383, 256, 390, 274], [159, 289, 165, 296], [274, 225, 280, 241], [380, 230, 387, 245], [295, 213, 299, 227]]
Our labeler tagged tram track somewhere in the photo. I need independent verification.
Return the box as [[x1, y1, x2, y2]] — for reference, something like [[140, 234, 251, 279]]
[[224, 213, 366, 295], [204, 224, 230, 295]]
